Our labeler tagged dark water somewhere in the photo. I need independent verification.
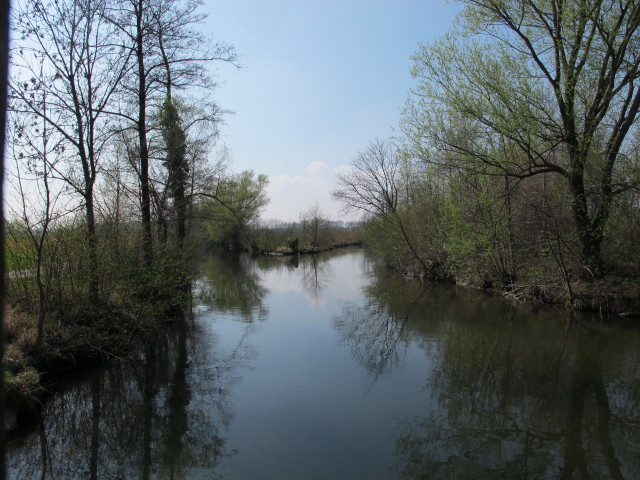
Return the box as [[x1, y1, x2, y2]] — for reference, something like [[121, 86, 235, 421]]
[[7, 248, 640, 479]]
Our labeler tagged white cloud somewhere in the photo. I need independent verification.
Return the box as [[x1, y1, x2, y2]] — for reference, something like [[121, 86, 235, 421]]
[[332, 164, 353, 176], [261, 163, 362, 222], [304, 161, 331, 175]]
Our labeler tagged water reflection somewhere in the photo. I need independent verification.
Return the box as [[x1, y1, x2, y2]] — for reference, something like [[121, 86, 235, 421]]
[[7, 250, 640, 479], [254, 253, 336, 305], [299, 255, 332, 302], [394, 314, 640, 478], [198, 253, 268, 321], [333, 268, 429, 378], [8, 307, 253, 479], [333, 265, 640, 478]]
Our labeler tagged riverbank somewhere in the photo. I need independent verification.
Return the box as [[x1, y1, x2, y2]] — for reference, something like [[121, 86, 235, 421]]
[[261, 241, 639, 318], [257, 241, 364, 256], [3, 299, 184, 433], [498, 276, 640, 318], [369, 247, 640, 319]]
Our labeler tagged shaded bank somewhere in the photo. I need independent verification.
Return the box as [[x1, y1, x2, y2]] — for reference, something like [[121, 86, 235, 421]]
[[4, 300, 188, 435], [4, 244, 194, 435]]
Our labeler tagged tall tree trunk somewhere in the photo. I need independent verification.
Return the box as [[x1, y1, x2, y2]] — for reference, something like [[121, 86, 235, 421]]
[[69, 65, 100, 302], [569, 164, 604, 277], [35, 261, 46, 348], [136, 0, 153, 269]]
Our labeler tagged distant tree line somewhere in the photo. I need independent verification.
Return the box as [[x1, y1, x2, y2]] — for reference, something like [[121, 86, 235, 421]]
[[252, 213, 363, 255], [335, 0, 640, 304]]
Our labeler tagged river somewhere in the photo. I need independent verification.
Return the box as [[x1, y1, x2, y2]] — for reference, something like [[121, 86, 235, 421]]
[[7, 248, 640, 479]]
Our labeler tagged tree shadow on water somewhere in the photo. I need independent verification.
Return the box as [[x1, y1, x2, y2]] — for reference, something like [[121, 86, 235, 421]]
[[392, 313, 640, 479], [197, 252, 268, 322], [7, 306, 258, 479]]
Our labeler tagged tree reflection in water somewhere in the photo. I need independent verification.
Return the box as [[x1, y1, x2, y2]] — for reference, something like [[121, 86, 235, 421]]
[[333, 269, 424, 379], [198, 252, 268, 321], [394, 313, 640, 478], [254, 252, 335, 305], [299, 254, 332, 303], [7, 251, 640, 479], [8, 253, 267, 479], [334, 265, 640, 479]]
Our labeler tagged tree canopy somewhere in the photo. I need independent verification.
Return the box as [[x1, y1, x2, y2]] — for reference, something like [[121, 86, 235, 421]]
[[402, 0, 640, 274]]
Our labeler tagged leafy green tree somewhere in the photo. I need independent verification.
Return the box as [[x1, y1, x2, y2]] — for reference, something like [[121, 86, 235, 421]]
[[198, 170, 269, 249], [160, 97, 188, 244], [403, 0, 640, 276], [441, 171, 516, 287]]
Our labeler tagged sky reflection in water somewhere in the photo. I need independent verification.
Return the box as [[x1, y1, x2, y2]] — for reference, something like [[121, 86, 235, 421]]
[[8, 248, 640, 479]]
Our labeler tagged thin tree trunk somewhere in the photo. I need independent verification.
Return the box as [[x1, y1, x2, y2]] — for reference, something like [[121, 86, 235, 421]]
[[392, 211, 431, 276], [86, 193, 100, 303], [136, 0, 153, 269]]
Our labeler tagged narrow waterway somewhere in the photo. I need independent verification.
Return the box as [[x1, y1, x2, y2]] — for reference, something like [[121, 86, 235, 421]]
[[7, 248, 640, 479]]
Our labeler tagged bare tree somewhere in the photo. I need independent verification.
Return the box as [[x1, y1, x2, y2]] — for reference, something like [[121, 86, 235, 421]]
[[333, 139, 430, 274], [301, 203, 327, 252], [12, 0, 130, 301], [333, 138, 399, 216], [107, 0, 237, 263], [9, 97, 68, 348]]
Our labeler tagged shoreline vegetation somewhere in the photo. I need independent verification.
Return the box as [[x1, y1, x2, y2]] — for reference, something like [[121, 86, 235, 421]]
[[255, 234, 640, 320], [328, 4, 640, 320], [4, 237, 639, 436], [4, 248, 192, 433], [256, 241, 364, 257]]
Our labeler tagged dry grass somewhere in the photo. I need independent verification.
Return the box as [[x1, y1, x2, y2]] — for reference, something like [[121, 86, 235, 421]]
[[4, 343, 26, 370], [3, 305, 42, 405], [4, 305, 37, 349]]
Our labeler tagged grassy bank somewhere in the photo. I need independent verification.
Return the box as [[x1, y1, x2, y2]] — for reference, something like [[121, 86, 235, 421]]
[[3, 290, 187, 429], [4, 223, 194, 429]]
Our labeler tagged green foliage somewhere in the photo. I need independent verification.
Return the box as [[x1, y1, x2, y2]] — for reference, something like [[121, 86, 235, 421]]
[[402, 0, 640, 275], [160, 96, 189, 240], [440, 173, 515, 286], [198, 170, 269, 249], [160, 97, 188, 194], [601, 192, 640, 276]]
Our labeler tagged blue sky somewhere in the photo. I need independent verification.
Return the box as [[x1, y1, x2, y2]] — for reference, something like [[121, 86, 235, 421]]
[[204, 0, 462, 221]]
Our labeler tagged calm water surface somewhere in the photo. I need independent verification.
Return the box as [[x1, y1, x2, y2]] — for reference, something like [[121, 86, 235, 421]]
[[8, 248, 640, 479]]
